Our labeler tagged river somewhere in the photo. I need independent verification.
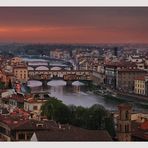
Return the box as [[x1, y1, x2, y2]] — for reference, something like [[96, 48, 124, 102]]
[[27, 80, 148, 113], [24, 57, 148, 113]]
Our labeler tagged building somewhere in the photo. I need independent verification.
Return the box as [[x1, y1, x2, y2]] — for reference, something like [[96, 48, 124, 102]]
[[24, 97, 47, 119], [50, 49, 63, 59], [13, 64, 28, 83], [0, 113, 112, 141], [117, 104, 132, 141], [10, 57, 23, 65], [0, 89, 16, 99], [0, 115, 55, 141], [116, 69, 147, 93], [0, 70, 14, 87], [132, 120, 148, 141], [30, 125, 112, 141], [128, 55, 144, 63], [0, 94, 25, 110], [92, 70, 105, 86], [114, 109, 148, 141], [104, 62, 137, 89], [134, 75, 148, 96]]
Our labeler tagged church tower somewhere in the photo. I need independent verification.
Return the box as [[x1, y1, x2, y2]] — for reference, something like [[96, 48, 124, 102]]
[[117, 104, 132, 141]]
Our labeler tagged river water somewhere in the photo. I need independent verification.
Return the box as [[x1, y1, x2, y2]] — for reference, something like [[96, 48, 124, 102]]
[[27, 80, 148, 113], [24, 57, 148, 113]]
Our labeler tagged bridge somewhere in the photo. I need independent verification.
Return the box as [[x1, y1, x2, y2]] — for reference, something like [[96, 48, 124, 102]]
[[27, 61, 73, 71], [28, 70, 92, 86]]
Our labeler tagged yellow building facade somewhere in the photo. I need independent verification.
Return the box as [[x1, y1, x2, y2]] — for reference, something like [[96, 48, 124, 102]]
[[134, 77, 145, 95], [13, 65, 28, 83]]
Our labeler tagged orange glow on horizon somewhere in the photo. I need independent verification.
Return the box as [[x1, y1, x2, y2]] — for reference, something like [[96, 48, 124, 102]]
[[0, 25, 147, 43]]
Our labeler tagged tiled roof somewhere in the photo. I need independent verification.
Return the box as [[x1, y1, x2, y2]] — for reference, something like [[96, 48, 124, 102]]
[[34, 126, 112, 141], [7, 94, 25, 103], [105, 61, 137, 67], [135, 76, 145, 81], [118, 69, 146, 72], [132, 121, 148, 141], [141, 121, 148, 130], [0, 115, 57, 131], [118, 104, 132, 110]]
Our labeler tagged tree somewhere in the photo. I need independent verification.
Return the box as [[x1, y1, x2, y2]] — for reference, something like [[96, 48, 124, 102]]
[[41, 98, 115, 138], [105, 114, 116, 138], [85, 104, 107, 130], [41, 97, 71, 124], [72, 106, 88, 128], [0, 81, 5, 89]]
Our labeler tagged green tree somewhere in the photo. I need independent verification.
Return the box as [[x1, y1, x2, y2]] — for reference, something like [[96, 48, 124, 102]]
[[72, 106, 88, 128], [0, 81, 5, 89], [105, 114, 116, 138], [41, 98, 115, 138], [41, 97, 71, 124], [85, 104, 107, 130]]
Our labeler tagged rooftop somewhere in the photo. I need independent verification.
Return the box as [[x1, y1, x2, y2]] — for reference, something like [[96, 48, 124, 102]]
[[135, 76, 145, 81], [0, 114, 57, 131], [2, 94, 25, 103], [33, 125, 112, 141], [118, 104, 132, 110], [118, 68, 147, 72], [132, 120, 148, 141]]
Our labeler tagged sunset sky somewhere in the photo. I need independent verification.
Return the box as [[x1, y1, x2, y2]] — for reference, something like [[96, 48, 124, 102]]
[[0, 7, 148, 43]]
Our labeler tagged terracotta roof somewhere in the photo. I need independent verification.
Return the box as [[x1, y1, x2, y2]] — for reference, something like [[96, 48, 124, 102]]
[[34, 126, 112, 141], [135, 76, 145, 81], [25, 98, 47, 104], [105, 61, 137, 67], [132, 121, 148, 141], [141, 121, 148, 130], [0, 115, 57, 131], [0, 90, 8, 93], [118, 104, 132, 110], [118, 69, 147, 72], [2, 94, 25, 103]]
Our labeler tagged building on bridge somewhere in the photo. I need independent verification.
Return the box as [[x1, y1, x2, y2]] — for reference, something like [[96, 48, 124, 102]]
[[28, 70, 92, 84]]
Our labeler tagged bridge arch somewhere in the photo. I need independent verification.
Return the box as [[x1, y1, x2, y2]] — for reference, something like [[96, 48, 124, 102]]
[[35, 66, 49, 71], [27, 80, 42, 87], [50, 66, 62, 70], [28, 66, 34, 70]]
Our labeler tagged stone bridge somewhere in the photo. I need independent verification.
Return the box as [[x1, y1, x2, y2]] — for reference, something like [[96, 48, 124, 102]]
[[28, 70, 92, 81], [27, 61, 73, 71]]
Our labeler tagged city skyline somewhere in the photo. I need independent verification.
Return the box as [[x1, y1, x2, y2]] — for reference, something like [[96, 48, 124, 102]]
[[0, 7, 148, 44]]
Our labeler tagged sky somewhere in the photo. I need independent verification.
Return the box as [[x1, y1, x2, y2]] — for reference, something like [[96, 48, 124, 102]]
[[0, 7, 148, 44]]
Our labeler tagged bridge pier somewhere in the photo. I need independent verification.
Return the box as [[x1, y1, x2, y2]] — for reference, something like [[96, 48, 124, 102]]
[[42, 80, 48, 90], [66, 80, 73, 86]]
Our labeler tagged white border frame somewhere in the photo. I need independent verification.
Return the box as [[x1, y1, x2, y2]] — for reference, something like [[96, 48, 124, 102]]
[[0, 0, 148, 6]]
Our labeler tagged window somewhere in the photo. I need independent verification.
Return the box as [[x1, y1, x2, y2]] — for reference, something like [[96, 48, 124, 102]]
[[125, 111, 129, 120], [33, 106, 38, 110], [18, 133, 25, 140], [120, 124, 122, 131], [125, 125, 129, 132]]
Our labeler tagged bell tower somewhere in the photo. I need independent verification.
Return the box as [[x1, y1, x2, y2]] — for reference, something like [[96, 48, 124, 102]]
[[117, 104, 132, 141]]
